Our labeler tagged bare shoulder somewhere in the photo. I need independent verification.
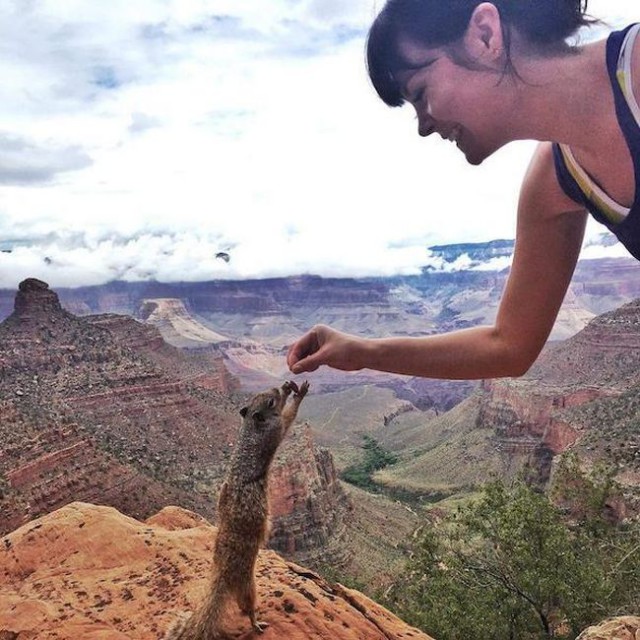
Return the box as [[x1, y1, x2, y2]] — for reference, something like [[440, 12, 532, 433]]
[[518, 142, 585, 219]]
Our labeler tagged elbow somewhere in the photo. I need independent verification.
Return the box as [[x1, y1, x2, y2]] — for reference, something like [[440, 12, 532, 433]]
[[505, 356, 536, 378], [492, 333, 543, 378]]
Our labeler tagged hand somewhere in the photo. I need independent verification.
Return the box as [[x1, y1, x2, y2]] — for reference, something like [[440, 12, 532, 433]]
[[287, 324, 364, 374]]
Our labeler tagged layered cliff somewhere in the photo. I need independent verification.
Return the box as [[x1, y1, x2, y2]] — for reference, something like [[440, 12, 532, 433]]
[[478, 299, 640, 460], [269, 424, 352, 566], [0, 279, 239, 532], [375, 298, 640, 497], [139, 298, 230, 348], [1, 257, 636, 342], [0, 280, 353, 572]]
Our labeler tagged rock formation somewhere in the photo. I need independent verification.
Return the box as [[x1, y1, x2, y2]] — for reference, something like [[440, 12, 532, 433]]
[[576, 617, 640, 640], [375, 297, 640, 500], [269, 424, 352, 566], [0, 279, 240, 533], [139, 298, 230, 348], [0, 502, 433, 640], [0, 281, 353, 575], [476, 298, 640, 485]]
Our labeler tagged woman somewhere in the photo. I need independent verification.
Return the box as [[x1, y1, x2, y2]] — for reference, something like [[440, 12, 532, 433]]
[[288, 0, 639, 380]]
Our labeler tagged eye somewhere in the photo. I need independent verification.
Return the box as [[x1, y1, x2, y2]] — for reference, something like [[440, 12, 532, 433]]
[[268, 397, 277, 409]]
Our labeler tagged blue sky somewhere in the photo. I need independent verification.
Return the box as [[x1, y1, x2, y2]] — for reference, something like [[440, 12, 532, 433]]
[[0, 0, 636, 287]]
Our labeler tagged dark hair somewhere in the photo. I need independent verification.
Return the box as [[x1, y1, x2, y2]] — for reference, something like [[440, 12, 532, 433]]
[[367, 0, 596, 106]]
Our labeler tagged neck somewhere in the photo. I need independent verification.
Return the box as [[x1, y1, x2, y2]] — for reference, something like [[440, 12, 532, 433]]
[[506, 39, 611, 155]]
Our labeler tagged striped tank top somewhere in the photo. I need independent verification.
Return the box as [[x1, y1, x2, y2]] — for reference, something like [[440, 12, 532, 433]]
[[553, 23, 640, 260]]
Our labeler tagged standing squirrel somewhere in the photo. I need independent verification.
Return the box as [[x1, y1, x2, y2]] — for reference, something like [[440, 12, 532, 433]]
[[166, 380, 310, 640]]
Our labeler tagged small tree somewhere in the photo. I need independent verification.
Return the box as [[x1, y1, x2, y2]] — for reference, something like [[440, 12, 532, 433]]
[[391, 478, 640, 640], [341, 434, 398, 490]]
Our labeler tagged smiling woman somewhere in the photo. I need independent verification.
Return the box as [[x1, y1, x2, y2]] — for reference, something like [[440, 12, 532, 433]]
[[367, 0, 597, 166], [287, 0, 640, 380]]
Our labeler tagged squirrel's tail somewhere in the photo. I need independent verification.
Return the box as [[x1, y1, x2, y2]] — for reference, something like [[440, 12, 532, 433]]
[[164, 576, 229, 640]]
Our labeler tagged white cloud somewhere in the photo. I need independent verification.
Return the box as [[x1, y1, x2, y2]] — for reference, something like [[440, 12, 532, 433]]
[[0, 0, 637, 288]]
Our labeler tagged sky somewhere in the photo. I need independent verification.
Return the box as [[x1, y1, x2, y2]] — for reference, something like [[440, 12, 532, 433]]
[[0, 0, 637, 288]]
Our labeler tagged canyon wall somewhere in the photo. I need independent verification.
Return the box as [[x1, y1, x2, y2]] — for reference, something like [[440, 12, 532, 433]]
[[0, 280, 354, 572]]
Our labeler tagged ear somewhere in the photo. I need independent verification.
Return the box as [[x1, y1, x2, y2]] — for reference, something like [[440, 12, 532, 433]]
[[240, 406, 248, 418], [462, 2, 504, 65]]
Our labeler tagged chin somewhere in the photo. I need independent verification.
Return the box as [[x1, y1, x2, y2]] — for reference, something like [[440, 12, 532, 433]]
[[463, 141, 498, 166], [464, 148, 486, 166], [465, 153, 484, 166]]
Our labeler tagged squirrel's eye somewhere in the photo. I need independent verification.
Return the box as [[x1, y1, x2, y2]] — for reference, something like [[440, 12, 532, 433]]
[[268, 397, 276, 409]]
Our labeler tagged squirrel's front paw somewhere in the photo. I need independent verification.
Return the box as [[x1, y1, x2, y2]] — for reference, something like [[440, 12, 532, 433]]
[[282, 380, 297, 396], [296, 380, 310, 398]]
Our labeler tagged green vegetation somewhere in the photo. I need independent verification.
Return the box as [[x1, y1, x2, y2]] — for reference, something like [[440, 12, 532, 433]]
[[387, 465, 640, 640], [340, 435, 398, 491]]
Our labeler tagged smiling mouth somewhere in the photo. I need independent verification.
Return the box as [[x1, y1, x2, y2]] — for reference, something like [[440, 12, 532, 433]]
[[442, 125, 462, 143]]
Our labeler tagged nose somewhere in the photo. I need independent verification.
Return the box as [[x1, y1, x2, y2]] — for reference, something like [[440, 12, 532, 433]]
[[417, 113, 436, 137]]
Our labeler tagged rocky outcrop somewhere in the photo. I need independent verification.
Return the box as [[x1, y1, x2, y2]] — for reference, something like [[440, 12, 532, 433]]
[[139, 298, 230, 348], [13, 278, 64, 317], [576, 617, 640, 640], [0, 502, 433, 640], [269, 424, 352, 567], [0, 281, 240, 532], [475, 298, 640, 485]]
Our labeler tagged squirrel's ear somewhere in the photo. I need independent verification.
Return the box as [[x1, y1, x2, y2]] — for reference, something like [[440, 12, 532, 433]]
[[240, 406, 248, 418]]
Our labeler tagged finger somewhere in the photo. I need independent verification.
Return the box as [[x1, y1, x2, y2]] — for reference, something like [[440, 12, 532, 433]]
[[287, 341, 308, 369], [287, 332, 319, 368], [290, 354, 321, 374]]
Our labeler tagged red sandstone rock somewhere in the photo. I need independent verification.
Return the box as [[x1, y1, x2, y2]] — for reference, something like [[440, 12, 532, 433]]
[[269, 423, 352, 564], [576, 616, 640, 639], [0, 502, 433, 640]]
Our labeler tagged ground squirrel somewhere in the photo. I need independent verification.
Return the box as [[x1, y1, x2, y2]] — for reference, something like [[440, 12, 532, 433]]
[[165, 380, 309, 640]]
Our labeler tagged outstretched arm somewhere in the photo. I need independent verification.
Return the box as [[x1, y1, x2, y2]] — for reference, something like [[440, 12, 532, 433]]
[[287, 144, 587, 380]]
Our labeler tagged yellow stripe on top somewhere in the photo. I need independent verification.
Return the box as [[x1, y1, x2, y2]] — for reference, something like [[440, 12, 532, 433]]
[[617, 23, 640, 126], [558, 24, 639, 227], [558, 145, 629, 225]]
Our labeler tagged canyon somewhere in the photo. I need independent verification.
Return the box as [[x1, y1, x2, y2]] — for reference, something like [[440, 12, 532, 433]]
[[2, 251, 640, 638], [0, 279, 353, 576], [375, 297, 640, 509]]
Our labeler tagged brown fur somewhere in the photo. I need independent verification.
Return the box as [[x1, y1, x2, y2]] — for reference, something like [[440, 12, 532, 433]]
[[165, 380, 309, 640]]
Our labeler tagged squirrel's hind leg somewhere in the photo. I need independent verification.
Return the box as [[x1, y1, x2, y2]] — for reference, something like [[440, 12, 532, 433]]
[[237, 578, 268, 634]]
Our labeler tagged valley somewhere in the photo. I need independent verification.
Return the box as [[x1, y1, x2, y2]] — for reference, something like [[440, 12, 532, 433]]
[[1, 251, 640, 638]]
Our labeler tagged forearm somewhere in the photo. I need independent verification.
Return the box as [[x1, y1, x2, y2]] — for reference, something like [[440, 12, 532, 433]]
[[355, 325, 538, 380]]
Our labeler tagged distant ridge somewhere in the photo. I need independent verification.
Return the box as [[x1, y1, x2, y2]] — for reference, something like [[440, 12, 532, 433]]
[[427, 238, 515, 265]]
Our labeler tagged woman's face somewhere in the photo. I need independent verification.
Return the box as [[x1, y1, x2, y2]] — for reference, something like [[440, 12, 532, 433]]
[[395, 38, 517, 165]]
